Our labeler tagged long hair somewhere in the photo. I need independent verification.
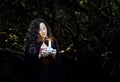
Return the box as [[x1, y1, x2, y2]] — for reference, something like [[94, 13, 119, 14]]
[[24, 18, 54, 50]]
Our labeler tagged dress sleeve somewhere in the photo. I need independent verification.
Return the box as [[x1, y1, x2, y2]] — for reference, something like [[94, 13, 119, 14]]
[[53, 39, 62, 82], [24, 42, 39, 67], [53, 39, 61, 66], [23, 42, 39, 82]]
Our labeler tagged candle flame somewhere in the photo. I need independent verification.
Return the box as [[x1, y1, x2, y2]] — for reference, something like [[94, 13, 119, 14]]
[[48, 38, 51, 41]]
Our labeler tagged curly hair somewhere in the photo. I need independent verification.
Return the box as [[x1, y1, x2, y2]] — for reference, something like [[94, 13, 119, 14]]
[[25, 18, 54, 49]]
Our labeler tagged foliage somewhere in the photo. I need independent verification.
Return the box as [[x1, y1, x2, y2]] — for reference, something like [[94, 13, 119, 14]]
[[0, 0, 120, 82]]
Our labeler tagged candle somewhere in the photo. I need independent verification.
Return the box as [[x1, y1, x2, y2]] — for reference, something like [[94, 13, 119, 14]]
[[48, 38, 51, 48], [47, 38, 53, 52]]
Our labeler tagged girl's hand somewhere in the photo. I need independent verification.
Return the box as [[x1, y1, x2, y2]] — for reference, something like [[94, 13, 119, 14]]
[[49, 49, 56, 58], [38, 49, 56, 58], [38, 50, 48, 58]]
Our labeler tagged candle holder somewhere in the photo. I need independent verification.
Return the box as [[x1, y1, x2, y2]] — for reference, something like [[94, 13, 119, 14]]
[[47, 46, 53, 53]]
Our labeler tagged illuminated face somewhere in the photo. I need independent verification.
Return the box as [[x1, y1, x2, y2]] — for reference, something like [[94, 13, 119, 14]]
[[39, 22, 47, 40]]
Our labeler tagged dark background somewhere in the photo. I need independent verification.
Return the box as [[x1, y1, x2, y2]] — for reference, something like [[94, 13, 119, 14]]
[[0, 0, 120, 82]]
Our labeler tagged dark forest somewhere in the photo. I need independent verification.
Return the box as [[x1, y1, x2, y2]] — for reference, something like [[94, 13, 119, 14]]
[[0, 0, 120, 82]]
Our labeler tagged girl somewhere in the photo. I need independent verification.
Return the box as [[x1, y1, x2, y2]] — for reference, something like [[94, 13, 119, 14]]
[[24, 18, 61, 82]]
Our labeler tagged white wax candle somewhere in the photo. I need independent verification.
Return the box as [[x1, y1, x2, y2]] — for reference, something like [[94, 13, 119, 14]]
[[48, 38, 51, 48], [47, 38, 53, 52]]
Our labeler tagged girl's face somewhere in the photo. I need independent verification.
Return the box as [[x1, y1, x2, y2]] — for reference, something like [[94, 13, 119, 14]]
[[39, 22, 47, 40]]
